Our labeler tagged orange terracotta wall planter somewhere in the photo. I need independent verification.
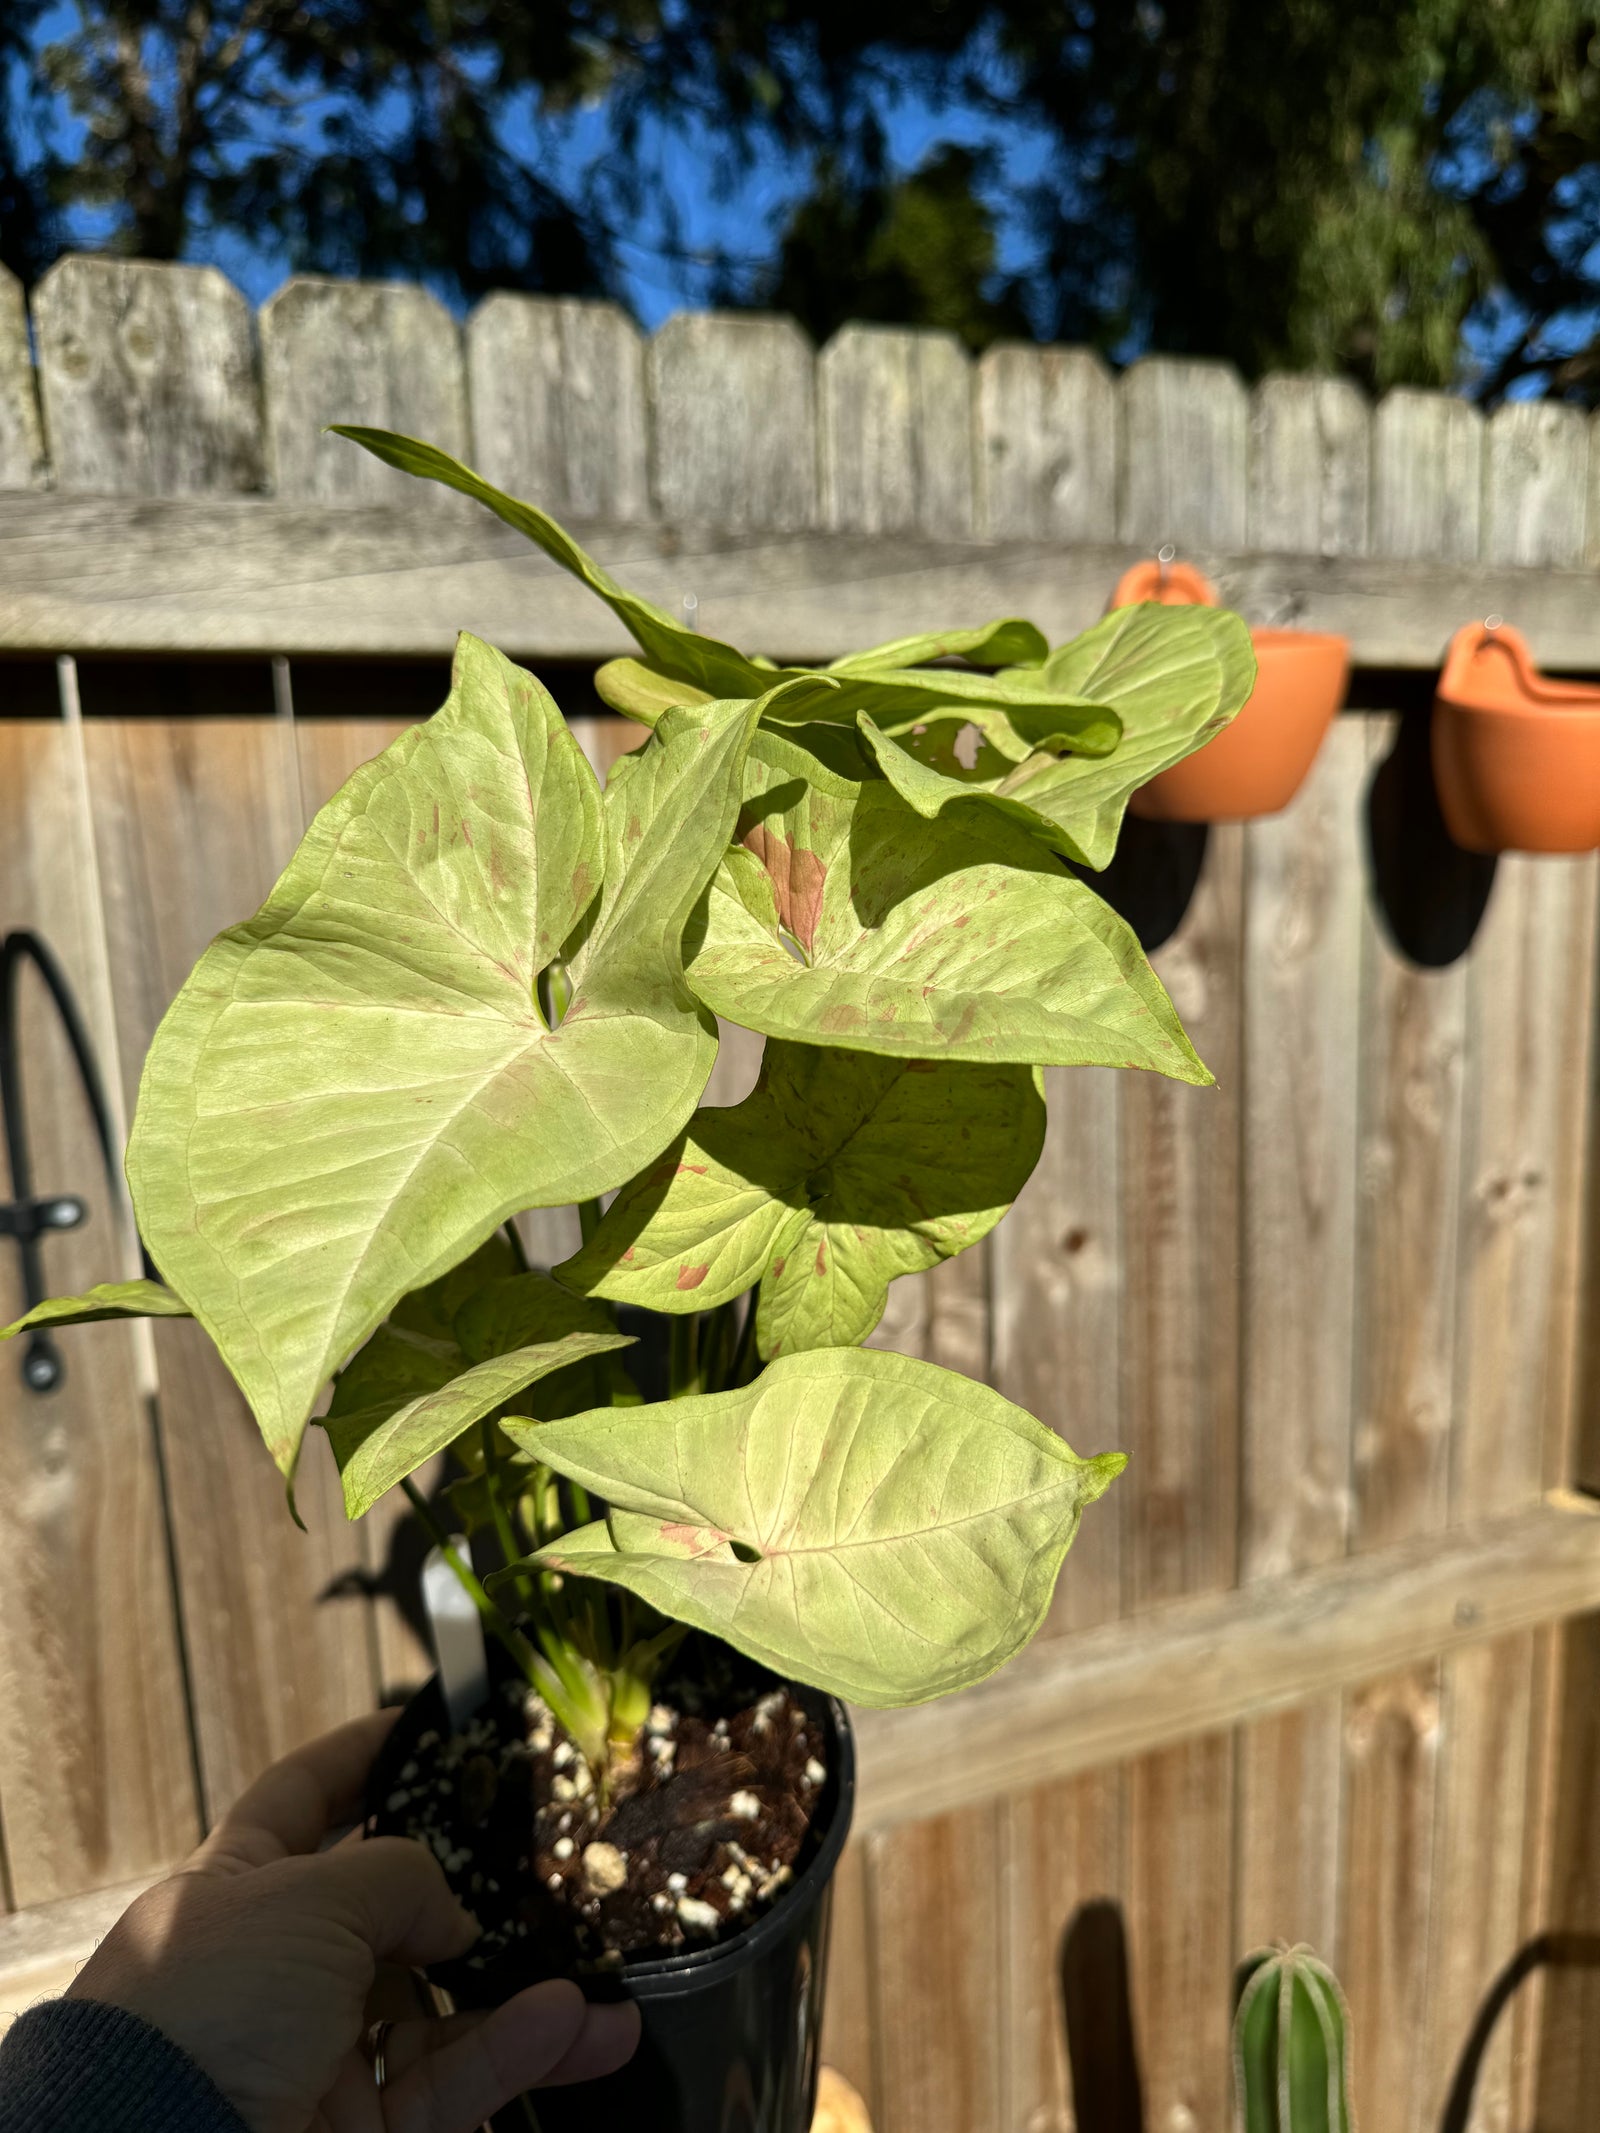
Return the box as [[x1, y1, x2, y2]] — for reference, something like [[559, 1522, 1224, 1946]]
[[1432, 622, 1600, 855], [1112, 558, 1349, 823]]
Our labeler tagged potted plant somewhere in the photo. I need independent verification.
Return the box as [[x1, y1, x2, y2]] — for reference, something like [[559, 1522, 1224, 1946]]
[[1110, 558, 1348, 823], [1432, 619, 1600, 854], [6, 429, 1253, 2132]]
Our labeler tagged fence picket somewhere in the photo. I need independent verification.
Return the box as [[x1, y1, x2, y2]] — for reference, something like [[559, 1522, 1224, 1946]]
[[0, 724, 199, 1905], [0, 266, 44, 491], [649, 312, 818, 533], [467, 295, 649, 523], [1118, 356, 1248, 550], [261, 278, 467, 506], [974, 343, 1117, 541], [32, 258, 261, 498], [1372, 389, 1483, 563], [820, 325, 973, 537], [1233, 375, 1369, 1960]]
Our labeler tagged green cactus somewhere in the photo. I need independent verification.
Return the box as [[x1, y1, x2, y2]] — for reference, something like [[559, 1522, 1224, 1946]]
[[1232, 1944, 1356, 2133]]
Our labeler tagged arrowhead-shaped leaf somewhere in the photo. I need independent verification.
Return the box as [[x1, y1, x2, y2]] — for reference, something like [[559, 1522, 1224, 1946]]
[[556, 1041, 1045, 1355], [502, 1348, 1124, 1706], [1, 1278, 190, 1337], [127, 634, 759, 1481], [685, 728, 1208, 1082], [860, 604, 1256, 868], [328, 1325, 633, 1518]]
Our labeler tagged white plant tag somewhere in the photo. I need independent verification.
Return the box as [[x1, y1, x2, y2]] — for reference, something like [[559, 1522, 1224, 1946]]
[[421, 1540, 489, 1733]]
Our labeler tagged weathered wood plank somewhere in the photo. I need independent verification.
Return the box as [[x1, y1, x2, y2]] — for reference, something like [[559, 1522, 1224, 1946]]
[[974, 343, 1117, 542], [1248, 375, 1370, 557], [1117, 363, 1246, 2130], [649, 313, 817, 532], [1371, 389, 1483, 563], [1234, 373, 1368, 1963], [0, 266, 45, 490], [867, 1808, 1002, 2133], [261, 278, 467, 507], [1235, 722, 1367, 1957], [818, 1843, 879, 2118], [31, 259, 261, 499], [820, 326, 973, 537], [83, 716, 376, 1818], [1533, 1611, 1600, 2129], [467, 295, 649, 523], [1423, 388, 1598, 2133], [12, 494, 1600, 666], [0, 1872, 163, 2024], [850, 1493, 1600, 1834], [1343, 382, 1473, 2123], [1118, 356, 1249, 549], [0, 721, 199, 1907]]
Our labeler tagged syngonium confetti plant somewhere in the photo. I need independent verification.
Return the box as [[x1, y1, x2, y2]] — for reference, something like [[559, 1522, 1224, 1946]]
[[3, 429, 1254, 1791]]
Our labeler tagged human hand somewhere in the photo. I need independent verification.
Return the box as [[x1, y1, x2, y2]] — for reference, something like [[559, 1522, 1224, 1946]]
[[68, 1710, 639, 2133]]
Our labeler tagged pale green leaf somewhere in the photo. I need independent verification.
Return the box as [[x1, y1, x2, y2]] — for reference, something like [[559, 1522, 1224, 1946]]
[[685, 728, 1209, 1082], [594, 658, 713, 727], [827, 619, 1048, 675], [860, 605, 1256, 868], [328, 1327, 633, 1518], [504, 1347, 1124, 1706], [556, 1041, 1045, 1355], [453, 1270, 618, 1365], [1, 1278, 190, 1338], [126, 634, 759, 1481], [333, 428, 770, 702]]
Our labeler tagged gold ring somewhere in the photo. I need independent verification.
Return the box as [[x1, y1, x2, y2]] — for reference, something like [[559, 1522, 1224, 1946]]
[[364, 2019, 395, 2092]]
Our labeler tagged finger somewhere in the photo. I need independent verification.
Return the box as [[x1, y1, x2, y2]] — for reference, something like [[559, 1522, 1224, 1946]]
[[532, 1996, 641, 2087], [304, 1838, 480, 1970], [319, 2045, 387, 2133], [192, 1711, 401, 1872], [383, 1980, 591, 2133]]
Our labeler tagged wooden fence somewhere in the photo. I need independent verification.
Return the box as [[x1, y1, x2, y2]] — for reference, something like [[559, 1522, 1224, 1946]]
[[2, 253, 1600, 2133]]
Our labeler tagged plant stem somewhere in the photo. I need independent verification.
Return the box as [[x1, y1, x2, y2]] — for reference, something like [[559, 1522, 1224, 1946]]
[[400, 1476, 541, 1686], [577, 1197, 602, 1245], [728, 1287, 758, 1387], [479, 1415, 536, 1613], [668, 1312, 696, 1397]]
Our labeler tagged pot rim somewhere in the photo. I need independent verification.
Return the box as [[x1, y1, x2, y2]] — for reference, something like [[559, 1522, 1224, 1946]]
[[369, 1672, 856, 1996]]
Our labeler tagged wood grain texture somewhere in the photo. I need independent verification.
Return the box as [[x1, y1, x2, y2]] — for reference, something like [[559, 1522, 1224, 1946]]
[[820, 326, 973, 538], [1118, 356, 1249, 549], [83, 717, 376, 1819], [993, 1067, 1125, 1639], [0, 265, 45, 490], [0, 724, 198, 1907], [15, 494, 1600, 666], [466, 295, 649, 524], [1422, 381, 1599, 2133], [649, 312, 818, 532], [974, 343, 1117, 542], [1341, 389, 1475, 2127], [1235, 723, 1366, 1958], [31, 258, 261, 499], [850, 1494, 1600, 1835], [818, 1842, 878, 2117], [261, 278, 467, 507], [1247, 375, 1370, 558], [1117, 362, 1246, 2131], [1371, 388, 1484, 564], [1533, 1612, 1600, 2130], [867, 1808, 1003, 2133]]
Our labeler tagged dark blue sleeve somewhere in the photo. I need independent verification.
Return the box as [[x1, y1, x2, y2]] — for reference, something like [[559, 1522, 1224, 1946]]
[[0, 1997, 249, 2132]]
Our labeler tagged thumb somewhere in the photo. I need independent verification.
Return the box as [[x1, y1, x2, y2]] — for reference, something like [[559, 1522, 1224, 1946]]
[[294, 1837, 480, 1969]]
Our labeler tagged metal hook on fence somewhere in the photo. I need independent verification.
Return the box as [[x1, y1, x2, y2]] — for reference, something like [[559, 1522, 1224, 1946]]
[[1157, 543, 1175, 590], [0, 932, 139, 1393]]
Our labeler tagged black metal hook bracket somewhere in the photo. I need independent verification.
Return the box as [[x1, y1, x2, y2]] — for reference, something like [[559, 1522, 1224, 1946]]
[[0, 931, 131, 1393]]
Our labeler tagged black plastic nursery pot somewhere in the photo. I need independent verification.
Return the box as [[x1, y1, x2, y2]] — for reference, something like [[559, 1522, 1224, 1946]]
[[366, 1670, 856, 2133]]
